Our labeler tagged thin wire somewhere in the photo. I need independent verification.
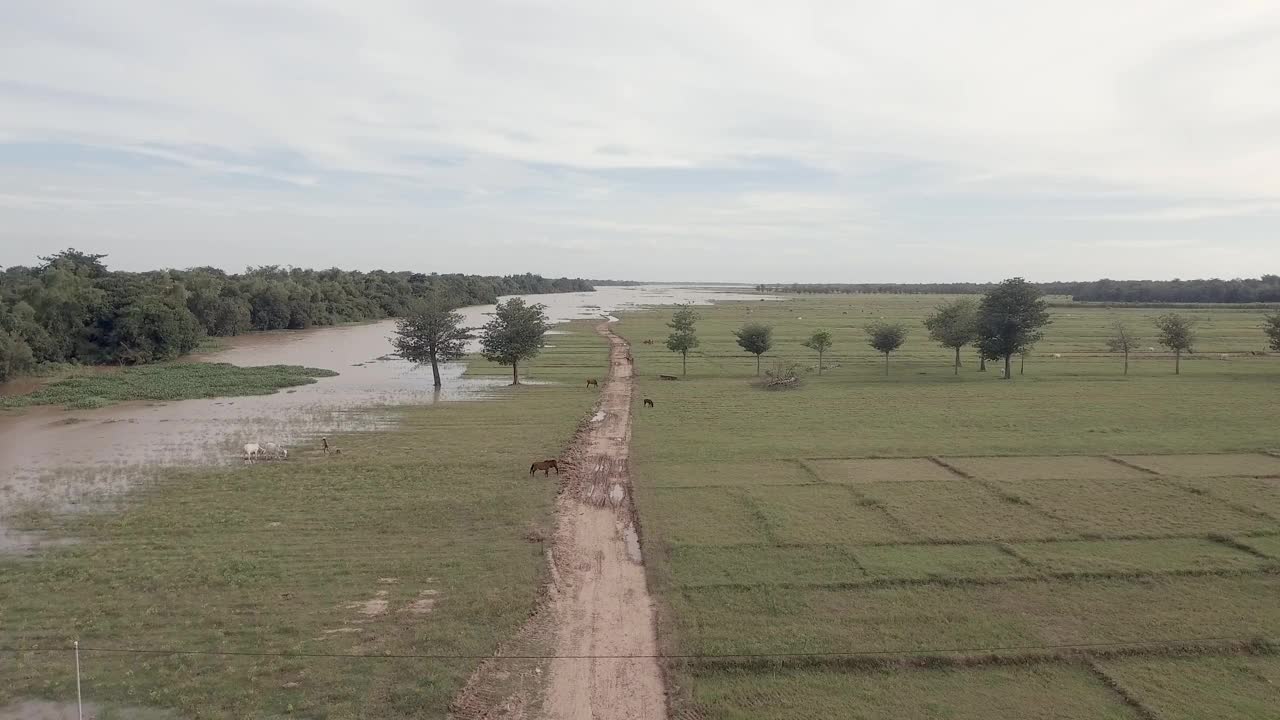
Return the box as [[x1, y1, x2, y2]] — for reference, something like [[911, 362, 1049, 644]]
[[0, 635, 1269, 661]]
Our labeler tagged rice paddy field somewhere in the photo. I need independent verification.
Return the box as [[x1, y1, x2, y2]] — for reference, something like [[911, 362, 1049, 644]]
[[0, 322, 608, 719], [621, 294, 1280, 719]]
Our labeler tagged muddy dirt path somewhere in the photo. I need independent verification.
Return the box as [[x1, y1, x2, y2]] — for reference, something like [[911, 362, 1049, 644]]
[[539, 322, 666, 720]]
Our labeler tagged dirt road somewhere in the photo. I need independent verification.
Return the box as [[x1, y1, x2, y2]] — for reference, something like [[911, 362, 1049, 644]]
[[452, 321, 665, 720], [542, 322, 666, 719]]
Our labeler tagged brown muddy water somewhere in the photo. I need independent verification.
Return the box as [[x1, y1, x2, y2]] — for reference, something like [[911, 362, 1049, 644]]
[[0, 285, 762, 553]]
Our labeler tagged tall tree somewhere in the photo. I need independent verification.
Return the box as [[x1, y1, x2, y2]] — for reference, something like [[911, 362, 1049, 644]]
[[479, 298, 550, 385], [1154, 313, 1195, 375], [1106, 322, 1139, 375], [1264, 311, 1280, 353], [802, 329, 833, 374], [976, 278, 1051, 380], [865, 321, 908, 375], [665, 304, 700, 376], [392, 298, 471, 388], [923, 299, 978, 375], [734, 323, 773, 375]]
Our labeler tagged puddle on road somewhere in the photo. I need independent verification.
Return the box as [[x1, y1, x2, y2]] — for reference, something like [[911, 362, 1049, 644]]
[[623, 525, 643, 564], [0, 285, 766, 553]]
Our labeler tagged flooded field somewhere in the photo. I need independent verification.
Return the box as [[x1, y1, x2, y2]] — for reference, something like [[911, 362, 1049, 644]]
[[0, 285, 758, 550]]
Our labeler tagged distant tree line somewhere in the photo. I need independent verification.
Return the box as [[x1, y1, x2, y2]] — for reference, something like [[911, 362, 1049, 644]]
[[757, 275, 1280, 304], [0, 249, 593, 381]]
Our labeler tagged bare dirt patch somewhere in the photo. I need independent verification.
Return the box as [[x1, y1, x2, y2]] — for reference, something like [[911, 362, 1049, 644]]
[[0, 700, 179, 720]]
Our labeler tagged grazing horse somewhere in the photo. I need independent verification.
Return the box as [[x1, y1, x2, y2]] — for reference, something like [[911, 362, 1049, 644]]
[[643, 398, 654, 408], [530, 459, 559, 476], [586, 378, 599, 388]]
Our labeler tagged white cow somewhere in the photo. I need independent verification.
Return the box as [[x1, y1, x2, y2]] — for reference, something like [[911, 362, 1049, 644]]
[[243, 443, 262, 462], [1052, 353, 1062, 359], [262, 442, 288, 460]]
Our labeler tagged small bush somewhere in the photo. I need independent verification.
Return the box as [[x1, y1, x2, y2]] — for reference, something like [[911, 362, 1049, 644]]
[[757, 360, 802, 390]]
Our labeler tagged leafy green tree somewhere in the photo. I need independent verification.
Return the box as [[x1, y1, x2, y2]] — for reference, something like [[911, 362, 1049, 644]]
[[976, 278, 1051, 380], [1154, 313, 1196, 375], [392, 298, 471, 388], [0, 329, 34, 381], [665, 304, 700, 376], [734, 322, 773, 375], [923, 299, 978, 375], [802, 329, 833, 374], [480, 298, 551, 385], [866, 321, 908, 375], [1106, 322, 1140, 375], [111, 296, 203, 364], [1264, 311, 1280, 352]]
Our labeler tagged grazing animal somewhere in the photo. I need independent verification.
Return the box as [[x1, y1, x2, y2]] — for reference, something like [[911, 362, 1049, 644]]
[[643, 398, 654, 408], [530, 459, 559, 476], [1052, 353, 1062, 359], [659, 374, 678, 381], [586, 378, 599, 388], [243, 443, 261, 462], [643, 339, 655, 345]]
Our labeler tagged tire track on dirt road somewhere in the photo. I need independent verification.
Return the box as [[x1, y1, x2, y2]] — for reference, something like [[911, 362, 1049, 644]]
[[543, 321, 666, 720]]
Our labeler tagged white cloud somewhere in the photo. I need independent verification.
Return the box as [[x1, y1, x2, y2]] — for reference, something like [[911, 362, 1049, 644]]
[[2, 1, 1280, 280]]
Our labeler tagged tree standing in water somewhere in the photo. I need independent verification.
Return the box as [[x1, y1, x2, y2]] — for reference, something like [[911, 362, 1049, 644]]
[[391, 297, 471, 388], [480, 298, 551, 385]]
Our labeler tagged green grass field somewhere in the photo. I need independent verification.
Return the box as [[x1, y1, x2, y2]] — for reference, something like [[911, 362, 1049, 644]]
[[0, 322, 608, 719], [0, 362, 338, 410], [620, 294, 1280, 718]]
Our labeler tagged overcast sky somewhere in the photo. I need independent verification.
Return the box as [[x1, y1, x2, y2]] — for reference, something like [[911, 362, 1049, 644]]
[[2, 2, 1279, 282]]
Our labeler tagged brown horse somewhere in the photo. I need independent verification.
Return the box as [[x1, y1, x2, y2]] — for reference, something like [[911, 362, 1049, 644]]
[[530, 459, 559, 476], [643, 398, 654, 408], [586, 378, 599, 388]]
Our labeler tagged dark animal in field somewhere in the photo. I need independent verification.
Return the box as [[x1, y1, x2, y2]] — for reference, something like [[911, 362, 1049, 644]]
[[586, 378, 599, 388], [643, 339, 655, 345], [530, 459, 559, 476], [659, 374, 678, 381], [643, 398, 654, 408]]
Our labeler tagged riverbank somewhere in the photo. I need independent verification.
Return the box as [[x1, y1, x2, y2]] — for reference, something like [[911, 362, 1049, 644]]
[[0, 320, 609, 718]]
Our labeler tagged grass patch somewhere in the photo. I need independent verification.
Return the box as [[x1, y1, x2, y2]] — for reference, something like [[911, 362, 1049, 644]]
[[994, 478, 1276, 537], [856, 480, 1073, 542], [0, 323, 606, 717], [807, 457, 958, 483], [1010, 538, 1269, 574], [743, 485, 910, 544], [645, 460, 814, 487], [0, 363, 338, 410], [854, 544, 1030, 580], [941, 455, 1148, 481], [1239, 535, 1280, 559], [689, 664, 1142, 720], [1098, 654, 1280, 720], [672, 545, 862, 587], [647, 488, 767, 545], [675, 575, 1280, 656], [1115, 453, 1280, 477], [1176, 476, 1280, 519]]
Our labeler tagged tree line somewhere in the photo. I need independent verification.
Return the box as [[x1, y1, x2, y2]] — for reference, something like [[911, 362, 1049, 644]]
[[686, 278, 1280, 379], [0, 249, 593, 381], [757, 275, 1280, 304]]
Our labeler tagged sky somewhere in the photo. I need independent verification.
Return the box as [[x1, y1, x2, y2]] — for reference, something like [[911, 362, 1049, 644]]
[[2, 1, 1279, 282]]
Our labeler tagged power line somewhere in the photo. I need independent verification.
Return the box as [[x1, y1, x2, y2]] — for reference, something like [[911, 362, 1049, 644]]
[[0, 635, 1271, 661]]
